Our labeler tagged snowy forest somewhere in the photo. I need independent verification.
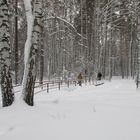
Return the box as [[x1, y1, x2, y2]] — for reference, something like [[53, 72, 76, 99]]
[[0, 0, 140, 107]]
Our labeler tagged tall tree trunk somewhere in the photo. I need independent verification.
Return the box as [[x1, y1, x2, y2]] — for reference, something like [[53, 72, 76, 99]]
[[22, 0, 42, 106], [136, 3, 140, 88], [39, 35, 44, 86], [14, 0, 19, 85], [0, 0, 14, 107]]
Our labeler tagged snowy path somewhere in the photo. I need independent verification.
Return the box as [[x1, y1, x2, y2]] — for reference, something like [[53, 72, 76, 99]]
[[0, 79, 140, 140]]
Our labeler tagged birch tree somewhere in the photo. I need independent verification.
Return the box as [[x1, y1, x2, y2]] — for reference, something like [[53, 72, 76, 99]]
[[22, 0, 42, 106], [0, 0, 14, 107]]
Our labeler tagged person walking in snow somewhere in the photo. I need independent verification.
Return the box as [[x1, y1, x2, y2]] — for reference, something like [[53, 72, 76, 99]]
[[77, 73, 83, 86], [97, 72, 102, 81]]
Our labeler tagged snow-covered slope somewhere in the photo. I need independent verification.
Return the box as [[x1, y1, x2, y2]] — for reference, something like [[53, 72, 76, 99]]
[[0, 79, 140, 140]]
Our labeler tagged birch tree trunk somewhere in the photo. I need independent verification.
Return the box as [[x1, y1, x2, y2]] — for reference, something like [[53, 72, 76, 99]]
[[22, 0, 42, 106], [0, 0, 14, 107]]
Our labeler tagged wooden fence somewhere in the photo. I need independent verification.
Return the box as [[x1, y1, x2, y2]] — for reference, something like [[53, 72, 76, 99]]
[[13, 80, 78, 94]]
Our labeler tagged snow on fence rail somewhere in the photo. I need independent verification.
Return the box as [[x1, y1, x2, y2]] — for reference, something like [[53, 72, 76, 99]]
[[34, 80, 77, 94], [13, 80, 77, 94]]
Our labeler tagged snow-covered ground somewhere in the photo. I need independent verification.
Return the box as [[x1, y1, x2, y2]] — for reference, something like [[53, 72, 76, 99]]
[[0, 79, 140, 140]]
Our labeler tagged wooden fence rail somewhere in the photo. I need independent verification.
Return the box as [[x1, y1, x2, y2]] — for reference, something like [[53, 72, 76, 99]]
[[34, 80, 77, 94], [13, 80, 77, 94]]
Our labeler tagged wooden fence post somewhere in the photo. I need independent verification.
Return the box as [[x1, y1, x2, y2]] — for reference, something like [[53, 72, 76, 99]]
[[58, 82, 60, 90], [47, 83, 49, 93], [67, 80, 69, 87], [74, 81, 76, 86]]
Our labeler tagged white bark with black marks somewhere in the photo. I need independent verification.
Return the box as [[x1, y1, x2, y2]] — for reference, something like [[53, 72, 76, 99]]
[[0, 0, 14, 107], [22, 0, 42, 106]]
